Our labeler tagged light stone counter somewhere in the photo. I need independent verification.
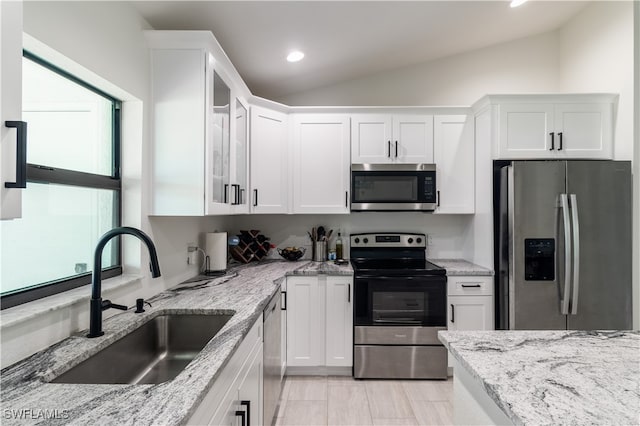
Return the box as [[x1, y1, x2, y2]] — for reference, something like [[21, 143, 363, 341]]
[[439, 330, 640, 426], [0, 260, 352, 425], [429, 259, 493, 276]]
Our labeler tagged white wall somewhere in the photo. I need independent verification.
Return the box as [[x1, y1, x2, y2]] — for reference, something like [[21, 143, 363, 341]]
[[1, 2, 231, 368], [278, 31, 560, 106], [558, 1, 634, 161], [230, 214, 472, 261]]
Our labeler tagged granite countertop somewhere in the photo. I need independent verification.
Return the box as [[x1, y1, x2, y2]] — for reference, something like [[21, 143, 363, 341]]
[[0, 260, 352, 425], [429, 258, 493, 276], [439, 330, 640, 425]]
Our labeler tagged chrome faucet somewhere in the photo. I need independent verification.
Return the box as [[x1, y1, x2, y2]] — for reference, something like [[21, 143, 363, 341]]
[[87, 227, 161, 338]]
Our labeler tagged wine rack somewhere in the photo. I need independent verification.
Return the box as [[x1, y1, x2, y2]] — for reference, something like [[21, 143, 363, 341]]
[[229, 230, 272, 263]]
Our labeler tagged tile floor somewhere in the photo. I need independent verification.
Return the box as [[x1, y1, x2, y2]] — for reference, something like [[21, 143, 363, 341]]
[[275, 376, 453, 426]]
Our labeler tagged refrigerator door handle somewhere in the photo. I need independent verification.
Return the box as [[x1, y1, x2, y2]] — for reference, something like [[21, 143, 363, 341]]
[[569, 194, 580, 315], [559, 194, 572, 315]]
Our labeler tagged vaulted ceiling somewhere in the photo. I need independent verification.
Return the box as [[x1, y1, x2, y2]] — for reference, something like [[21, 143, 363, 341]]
[[132, 1, 589, 100]]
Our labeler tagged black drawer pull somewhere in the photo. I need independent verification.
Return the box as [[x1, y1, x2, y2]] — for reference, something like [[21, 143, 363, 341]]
[[461, 284, 482, 288]]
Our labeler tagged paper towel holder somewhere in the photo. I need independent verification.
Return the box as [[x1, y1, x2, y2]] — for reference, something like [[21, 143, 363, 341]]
[[203, 256, 226, 276]]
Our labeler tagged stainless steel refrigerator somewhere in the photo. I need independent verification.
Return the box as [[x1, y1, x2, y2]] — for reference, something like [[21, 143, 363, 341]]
[[495, 160, 632, 330]]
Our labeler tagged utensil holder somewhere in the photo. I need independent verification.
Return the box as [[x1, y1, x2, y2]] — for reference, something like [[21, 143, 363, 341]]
[[312, 241, 327, 262]]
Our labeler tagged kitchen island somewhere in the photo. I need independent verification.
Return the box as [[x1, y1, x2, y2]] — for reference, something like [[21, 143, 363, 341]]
[[0, 260, 351, 425], [438, 330, 640, 425]]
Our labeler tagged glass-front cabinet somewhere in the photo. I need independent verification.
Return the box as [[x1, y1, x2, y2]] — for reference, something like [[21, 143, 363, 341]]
[[209, 70, 231, 209], [232, 98, 249, 212]]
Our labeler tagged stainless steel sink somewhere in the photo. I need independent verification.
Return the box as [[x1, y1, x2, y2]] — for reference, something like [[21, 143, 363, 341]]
[[52, 313, 233, 385]]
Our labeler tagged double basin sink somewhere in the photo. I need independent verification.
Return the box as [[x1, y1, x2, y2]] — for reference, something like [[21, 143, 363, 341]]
[[52, 313, 233, 385]]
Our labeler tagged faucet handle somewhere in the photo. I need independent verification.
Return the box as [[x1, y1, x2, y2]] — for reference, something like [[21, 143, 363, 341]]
[[101, 300, 128, 311]]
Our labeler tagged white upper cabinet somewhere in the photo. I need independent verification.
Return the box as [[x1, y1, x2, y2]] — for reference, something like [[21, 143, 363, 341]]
[[292, 114, 350, 214], [148, 41, 237, 215], [351, 114, 433, 164], [490, 95, 615, 159], [250, 106, 289, 214], [146, 31, 252, 216], [0, 0, 24, 220], [231, 97, 249, 213], [433, 115, 475, 214]]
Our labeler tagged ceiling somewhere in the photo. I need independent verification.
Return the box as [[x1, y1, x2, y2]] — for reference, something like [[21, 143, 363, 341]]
[[131, 1, 590, 101]]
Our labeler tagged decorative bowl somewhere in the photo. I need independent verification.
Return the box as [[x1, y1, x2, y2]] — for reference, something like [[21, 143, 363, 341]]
[[277, 247, 306, 261]]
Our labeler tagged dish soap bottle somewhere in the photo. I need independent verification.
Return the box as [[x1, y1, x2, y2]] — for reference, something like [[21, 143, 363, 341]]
[[335, 231, 343, 260]]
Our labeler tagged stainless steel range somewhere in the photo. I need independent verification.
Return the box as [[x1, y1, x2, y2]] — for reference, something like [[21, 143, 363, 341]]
[[350, 233, 448, 379]]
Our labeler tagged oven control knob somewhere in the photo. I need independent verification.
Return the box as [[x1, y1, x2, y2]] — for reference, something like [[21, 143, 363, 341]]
[[408, 238, 414, 244], [416, 237, 423, 244], [354, 238, 360, 244], [363, 238, 369, 244]]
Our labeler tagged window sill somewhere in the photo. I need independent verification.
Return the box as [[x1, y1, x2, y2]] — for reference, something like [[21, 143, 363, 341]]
[[0, 274, 142, 330]]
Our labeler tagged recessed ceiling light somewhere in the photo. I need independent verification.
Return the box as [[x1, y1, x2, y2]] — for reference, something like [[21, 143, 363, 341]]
[[287, 51, 305, 63], [510, 0, 528, 7]]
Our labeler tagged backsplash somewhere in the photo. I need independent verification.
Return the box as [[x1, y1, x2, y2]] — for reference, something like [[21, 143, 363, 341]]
[[228, 213, 472, 260]]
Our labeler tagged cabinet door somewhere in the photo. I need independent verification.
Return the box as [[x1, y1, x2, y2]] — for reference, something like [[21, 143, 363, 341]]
[[230, 97, 249, 213], [206, 69, 232, 214], [325, 276, 353, 367], [351, 114, 393, 164], [286, 276, 324, 367], [292, 114, 350, 214], [392, 115, 434, 163], [433, 115, 474, 214], [554, 103, 613, 159], [250, 106, 288, 213], [447, 295, 494, 331], [498, 103, 555, 159], [237, 344, 263, 426], [151, 48, 207, 215], [0, 0, 23, 220]]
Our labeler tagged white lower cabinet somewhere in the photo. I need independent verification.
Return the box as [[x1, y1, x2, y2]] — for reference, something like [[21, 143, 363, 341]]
[[286, 275, 353, 370], [447, 276, 494, 369], [188, 316, 263, 426]]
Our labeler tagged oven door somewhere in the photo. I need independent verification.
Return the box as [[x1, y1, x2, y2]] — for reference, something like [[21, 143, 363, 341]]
[[354, 275, 446, 327], [350, 165, 437, 211]]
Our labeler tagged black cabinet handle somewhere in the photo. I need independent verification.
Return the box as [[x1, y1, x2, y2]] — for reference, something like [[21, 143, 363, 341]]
[[558, 132, 563, 150], [4, 121, 27, 189], [549, 132, 555, 150], [241, 400, 250, 426], [450, 304, 455, 323], [395, 141, 398, 158], [387, 140, 391, 158], [347, 284, 351, 303], [345, 191, 348, 208], [461, 284, 482, 288], [240, 188, 245, 205], [281, 291, 287, 310], [235, 410, 246, 426], [231, 184, 240, 205], [253, 189, 258, 207], [437, 190, 440, 207], [223, 184, 229, 204]]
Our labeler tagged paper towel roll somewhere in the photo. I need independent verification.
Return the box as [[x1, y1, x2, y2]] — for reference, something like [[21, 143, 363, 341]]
[[205, 232, 227, 272]]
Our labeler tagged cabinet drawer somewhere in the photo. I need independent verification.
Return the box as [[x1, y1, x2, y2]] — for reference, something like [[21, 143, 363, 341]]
[[447, 276, 493, 296]]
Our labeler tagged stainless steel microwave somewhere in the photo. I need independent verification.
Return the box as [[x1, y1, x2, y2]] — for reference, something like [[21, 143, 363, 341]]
[[351, 164, 437, 211]]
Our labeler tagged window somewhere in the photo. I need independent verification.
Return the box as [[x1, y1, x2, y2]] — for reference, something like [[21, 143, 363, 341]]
[[0, 52, 122, 309]]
